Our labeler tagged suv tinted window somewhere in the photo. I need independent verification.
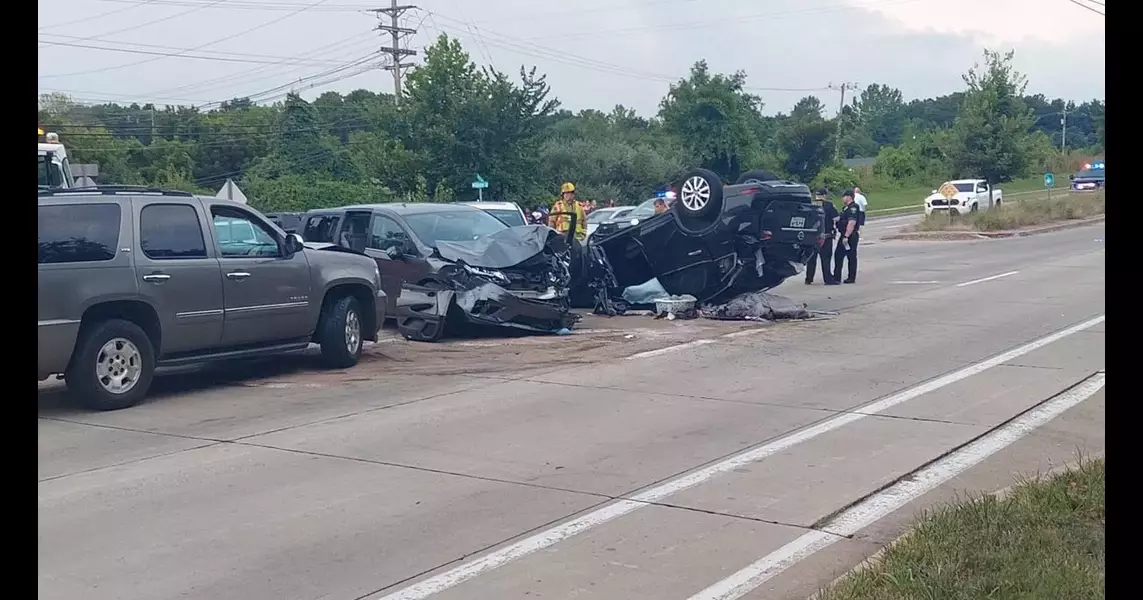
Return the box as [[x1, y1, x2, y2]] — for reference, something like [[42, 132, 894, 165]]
[[38, 203, 121, 264], [140, 204, 208, 259], [303, 214, 340, 242]]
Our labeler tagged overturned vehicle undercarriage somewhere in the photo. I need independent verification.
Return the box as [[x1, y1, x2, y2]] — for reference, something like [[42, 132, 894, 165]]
[[395, 224, 581, 342]]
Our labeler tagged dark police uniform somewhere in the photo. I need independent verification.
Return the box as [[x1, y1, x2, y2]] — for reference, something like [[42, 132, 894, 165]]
[[805, 199, 839, 284], [832, 201, 861, 284]]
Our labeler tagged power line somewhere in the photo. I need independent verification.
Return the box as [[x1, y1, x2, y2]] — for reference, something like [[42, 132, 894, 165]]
[[38, 0, 338, 78], [370, 1, 417, 103], [426, 13, 829, 94], [38, 0, 161, 31], [38, 39, 365, 67], [1063, 0, 1104, 15], [38, 0, 229, 45], [139, 37, 370, 98]]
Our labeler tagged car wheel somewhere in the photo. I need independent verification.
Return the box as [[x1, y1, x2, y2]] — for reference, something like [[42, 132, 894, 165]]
[[675, 168, 724, 219], [66, 319, 155, 411], [735, 169, 780, 185], [318, 295, 364, 368]]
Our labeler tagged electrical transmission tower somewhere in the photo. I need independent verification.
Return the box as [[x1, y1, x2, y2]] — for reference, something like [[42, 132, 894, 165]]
[[371, 0, 417, 103], [829, 82, 859, 161]]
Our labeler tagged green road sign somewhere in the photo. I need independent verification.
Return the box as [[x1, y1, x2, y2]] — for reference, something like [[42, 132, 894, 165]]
[[472, 174, 488, 189], [1044, 173, 1055, 188]]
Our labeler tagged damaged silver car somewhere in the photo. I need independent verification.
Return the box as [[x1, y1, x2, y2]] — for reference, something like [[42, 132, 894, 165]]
[[299, 203, 579, 342]]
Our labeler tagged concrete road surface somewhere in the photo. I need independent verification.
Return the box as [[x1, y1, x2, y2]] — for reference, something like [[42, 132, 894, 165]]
[[38, 223, 1105, 600]]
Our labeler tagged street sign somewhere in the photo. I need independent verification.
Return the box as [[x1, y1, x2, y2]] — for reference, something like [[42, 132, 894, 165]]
[[1044, 173, 1055, 188], [471, 174, 488, 201], [938, 182, 958, 200]]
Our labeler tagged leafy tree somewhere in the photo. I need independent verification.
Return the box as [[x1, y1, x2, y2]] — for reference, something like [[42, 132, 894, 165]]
[[948, 50, 1037, 183], [773, 96, 836, 182], [659, 60, 765, 180], [851, 84, 906, 147]]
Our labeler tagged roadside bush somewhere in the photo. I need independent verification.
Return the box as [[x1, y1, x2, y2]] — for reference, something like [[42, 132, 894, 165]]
[[913, 191, 1104, 232]]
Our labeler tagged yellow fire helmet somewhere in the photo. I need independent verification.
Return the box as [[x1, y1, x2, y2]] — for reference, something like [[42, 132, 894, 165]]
[[560, 182, 576, 194]]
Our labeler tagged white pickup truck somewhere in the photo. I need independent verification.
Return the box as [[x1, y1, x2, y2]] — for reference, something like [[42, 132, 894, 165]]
[[923, 179, 1002, 216]]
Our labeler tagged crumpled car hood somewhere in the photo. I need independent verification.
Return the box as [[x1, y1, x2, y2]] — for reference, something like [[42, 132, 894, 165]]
[[434, 225, 569, 269]]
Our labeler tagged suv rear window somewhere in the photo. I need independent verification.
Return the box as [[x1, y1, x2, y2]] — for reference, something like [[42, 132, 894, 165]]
[[38, 203, 121, 264]]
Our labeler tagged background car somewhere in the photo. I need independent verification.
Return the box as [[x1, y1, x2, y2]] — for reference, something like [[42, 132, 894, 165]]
[[1070, 161, 1105, 192], [589, 199, 658, 239], [457, 201, 529, 227], [585, 206, 633, 240]]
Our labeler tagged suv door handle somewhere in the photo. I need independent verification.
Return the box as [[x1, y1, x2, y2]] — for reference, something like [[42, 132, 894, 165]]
[[142, 274, 171, 283], [226, 271, 252, 280]]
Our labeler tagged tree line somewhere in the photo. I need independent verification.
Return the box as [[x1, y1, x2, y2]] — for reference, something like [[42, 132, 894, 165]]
[[38, 36, 1105, 212]]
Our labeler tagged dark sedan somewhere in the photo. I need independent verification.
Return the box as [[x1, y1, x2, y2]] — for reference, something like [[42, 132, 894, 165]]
[[301, 203, 577, 341]]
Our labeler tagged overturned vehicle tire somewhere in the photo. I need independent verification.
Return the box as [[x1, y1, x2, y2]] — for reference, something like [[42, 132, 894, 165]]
[[574, 169, 825, 310]]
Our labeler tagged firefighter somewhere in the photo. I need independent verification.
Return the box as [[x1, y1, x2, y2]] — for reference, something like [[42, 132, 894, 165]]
[[548, 182, 587, 242]]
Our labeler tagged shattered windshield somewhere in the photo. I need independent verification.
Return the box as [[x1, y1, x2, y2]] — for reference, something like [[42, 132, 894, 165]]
[[404, 209, 509, 247]]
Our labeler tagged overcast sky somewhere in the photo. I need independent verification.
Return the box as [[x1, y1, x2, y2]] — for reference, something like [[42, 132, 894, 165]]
[[37, 0, 1106, 116]]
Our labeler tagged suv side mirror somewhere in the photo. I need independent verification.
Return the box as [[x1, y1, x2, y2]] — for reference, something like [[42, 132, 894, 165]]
[[284, 233, 305, 254]]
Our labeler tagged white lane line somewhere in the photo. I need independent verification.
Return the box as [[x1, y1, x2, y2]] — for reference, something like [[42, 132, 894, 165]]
[[722, 328, 768, 339], [686, 371, 1106, 600], [626, 339, 715, 359], [371, 315, 1104, 600], [889, 280, 941, 284], [956, 270, 1019, 287]]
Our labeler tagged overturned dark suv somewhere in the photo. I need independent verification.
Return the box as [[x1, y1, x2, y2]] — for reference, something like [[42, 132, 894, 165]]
[[577, 168, 825, 309]]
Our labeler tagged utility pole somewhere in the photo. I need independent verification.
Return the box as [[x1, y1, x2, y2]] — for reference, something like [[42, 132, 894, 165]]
[[371, 0, 417, 104], [830, 82, 857, 161], [1061, 106, 1068, 153]]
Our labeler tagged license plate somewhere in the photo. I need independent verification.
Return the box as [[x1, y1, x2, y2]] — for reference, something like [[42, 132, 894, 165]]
[[789, 216, 805, 228]]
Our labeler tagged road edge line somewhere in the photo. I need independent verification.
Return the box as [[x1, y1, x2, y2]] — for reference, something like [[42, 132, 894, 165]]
[[685, 371, 1106, 600]]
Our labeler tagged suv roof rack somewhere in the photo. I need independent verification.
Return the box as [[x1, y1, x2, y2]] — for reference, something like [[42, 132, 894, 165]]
[[38, 185, 195, 197]]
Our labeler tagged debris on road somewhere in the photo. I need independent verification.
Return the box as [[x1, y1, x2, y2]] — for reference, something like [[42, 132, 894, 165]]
[[702, 291, 815, 321]]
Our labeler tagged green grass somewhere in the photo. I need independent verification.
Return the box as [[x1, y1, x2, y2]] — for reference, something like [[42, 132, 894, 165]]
[[867, 176, 1051, 213], [912, 191, 1104, 232], [816, 458, 1105, 600]]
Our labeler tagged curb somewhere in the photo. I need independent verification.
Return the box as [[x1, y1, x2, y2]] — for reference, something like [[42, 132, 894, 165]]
[[807, 455, 1103, 600], [882, 215, 1105, 241]]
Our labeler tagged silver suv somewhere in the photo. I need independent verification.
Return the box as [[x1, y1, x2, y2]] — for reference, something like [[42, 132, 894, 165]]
[[38, 187, 387, 410]]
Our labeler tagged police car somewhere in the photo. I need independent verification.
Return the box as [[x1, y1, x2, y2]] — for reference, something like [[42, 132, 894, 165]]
[[1070, 161, 1105, 192]]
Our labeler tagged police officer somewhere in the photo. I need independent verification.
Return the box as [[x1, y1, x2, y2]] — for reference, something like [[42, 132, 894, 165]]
[[805, 188, 840, 285], [832, 189, 861, 284]]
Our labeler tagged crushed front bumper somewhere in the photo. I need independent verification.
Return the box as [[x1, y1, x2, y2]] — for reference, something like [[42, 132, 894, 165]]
[[396, 279, 578, 342]]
